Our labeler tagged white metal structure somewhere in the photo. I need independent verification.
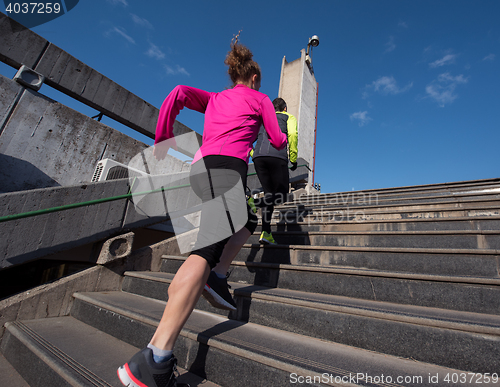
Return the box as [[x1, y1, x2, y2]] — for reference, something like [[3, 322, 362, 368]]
[[91, 158, 148, 182]]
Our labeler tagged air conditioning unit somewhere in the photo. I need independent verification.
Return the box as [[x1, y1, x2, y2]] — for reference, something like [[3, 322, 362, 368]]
[[91, 158, 149, 182]]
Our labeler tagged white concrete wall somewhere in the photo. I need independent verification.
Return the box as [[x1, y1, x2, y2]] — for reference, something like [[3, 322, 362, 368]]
[[278, 49, 318, 185]]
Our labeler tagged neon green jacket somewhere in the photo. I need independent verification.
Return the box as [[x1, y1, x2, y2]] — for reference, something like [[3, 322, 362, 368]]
[[252, 111, 298, 163]]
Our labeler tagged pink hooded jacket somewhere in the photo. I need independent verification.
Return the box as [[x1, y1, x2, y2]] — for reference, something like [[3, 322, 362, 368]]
[[155, 84, 287, 164]]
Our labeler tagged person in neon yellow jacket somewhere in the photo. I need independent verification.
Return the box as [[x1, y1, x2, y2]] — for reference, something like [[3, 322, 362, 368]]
[[251, 97, 298, 244]]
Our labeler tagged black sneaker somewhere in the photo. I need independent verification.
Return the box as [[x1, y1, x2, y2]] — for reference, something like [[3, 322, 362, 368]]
[[202, 271, 237, 311], [117, 347, 188, 387]]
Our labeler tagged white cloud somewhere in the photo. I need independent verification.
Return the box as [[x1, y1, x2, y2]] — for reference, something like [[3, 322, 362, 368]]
[[146, 42, 165, 60], [107, 0, 128, 6], [429, 54, 457, 68], [483, 53, 495, 61], [437, 73, 468, 84], [426, 72, 468, 107], [106, 27, 135, 44], [385, 36, 396, 53], [425, 84, 456, 106], [164, 64, 190, 77], [398, 21, 408, 28], [365, 76, 413, 98], [350, 111, 372, 127], [131, 14, 153, 29]]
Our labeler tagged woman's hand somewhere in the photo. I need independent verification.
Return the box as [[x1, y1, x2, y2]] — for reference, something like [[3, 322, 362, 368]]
[[153, 142, 169, 160], [153, 138, 177, 160]]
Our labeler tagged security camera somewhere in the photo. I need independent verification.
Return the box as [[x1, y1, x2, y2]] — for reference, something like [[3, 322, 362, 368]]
[[309, 35, 319, 47], [306, 35, 320, 67]]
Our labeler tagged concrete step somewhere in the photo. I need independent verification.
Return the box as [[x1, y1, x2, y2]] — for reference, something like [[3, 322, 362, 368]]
[[291, 190, 500, 209], [292, 180, 500, 205], [121, 271, 500, 374], [69, 290, 484, 387], [1, 316, 219, 387], [247, 229, 500, 250], [160, 256, 500, 315], [0, 351, 29, 387], [298, 194, 500, 209], [315, 177, 500, 196], [272, 215, 500, 232], [273, 202, 500, 224], [231, 243, 500, 279]]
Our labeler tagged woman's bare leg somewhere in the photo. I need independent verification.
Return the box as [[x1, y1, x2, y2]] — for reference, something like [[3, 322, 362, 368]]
[[149, 254, 210, 350], [212, 227, 251, 276]]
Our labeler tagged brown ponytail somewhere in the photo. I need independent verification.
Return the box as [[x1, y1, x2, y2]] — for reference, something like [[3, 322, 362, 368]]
[[224, 31, 261, 86]]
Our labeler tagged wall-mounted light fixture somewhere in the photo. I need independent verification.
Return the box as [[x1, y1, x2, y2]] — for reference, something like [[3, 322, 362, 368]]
[[305, 35, 320, 66]]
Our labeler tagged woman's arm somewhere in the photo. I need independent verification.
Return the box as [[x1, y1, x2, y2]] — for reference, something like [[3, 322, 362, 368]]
[[155, 85, 212, 145]]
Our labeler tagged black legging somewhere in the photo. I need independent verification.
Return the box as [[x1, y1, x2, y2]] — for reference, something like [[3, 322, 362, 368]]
[[189, 155, 258, 268], [253, 156, 289, 233]]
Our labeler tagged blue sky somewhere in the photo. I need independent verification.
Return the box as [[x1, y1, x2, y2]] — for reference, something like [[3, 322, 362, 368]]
[[1, 0, 499, 194]]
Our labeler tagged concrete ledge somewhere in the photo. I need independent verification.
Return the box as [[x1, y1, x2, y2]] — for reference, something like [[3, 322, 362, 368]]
[[0, 167, 200, 269], [0, 265, 118, 340], [0, 180, 130, 268], [0, 12, 48, 69], [0, 232, 182, 340]]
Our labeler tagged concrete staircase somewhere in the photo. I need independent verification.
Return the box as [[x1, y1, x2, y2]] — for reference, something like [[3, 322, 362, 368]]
[[2, 178, 500, 386]]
